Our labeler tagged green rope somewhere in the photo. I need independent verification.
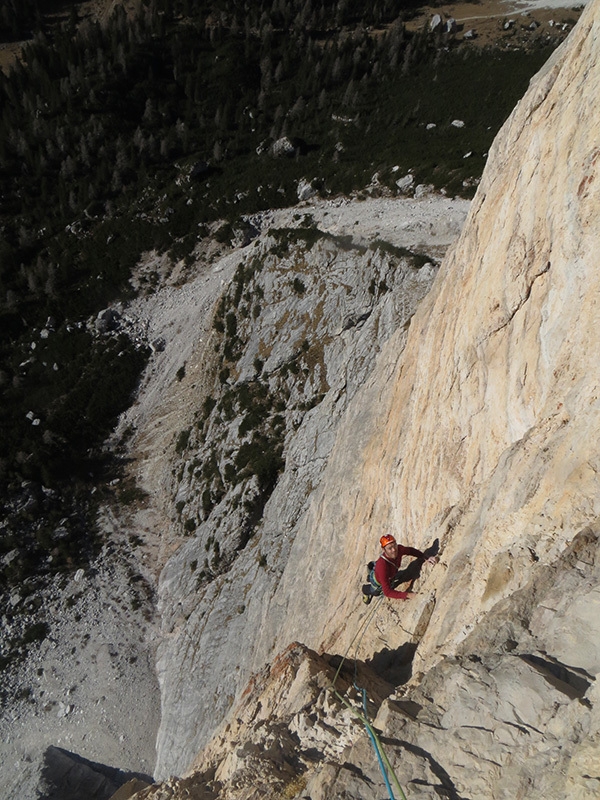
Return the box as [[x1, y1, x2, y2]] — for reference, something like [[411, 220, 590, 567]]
[[332, 686, 408, 800], [329, 595, 409, 800]]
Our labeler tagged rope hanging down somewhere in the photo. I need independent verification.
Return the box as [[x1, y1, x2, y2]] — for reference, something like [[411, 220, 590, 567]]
[[329, 597, 408, 800]]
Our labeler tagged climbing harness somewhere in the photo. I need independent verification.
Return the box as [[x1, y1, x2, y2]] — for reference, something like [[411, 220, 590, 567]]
[[330, 596, 408, 800]]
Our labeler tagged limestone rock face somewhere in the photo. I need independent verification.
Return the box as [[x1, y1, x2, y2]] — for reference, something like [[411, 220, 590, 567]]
[[272, 0, 600, 660], [309, 526, 600, 800], [147, 1, 600, 796], [233, 0, 600, 796], [153, 198, 466, 778]]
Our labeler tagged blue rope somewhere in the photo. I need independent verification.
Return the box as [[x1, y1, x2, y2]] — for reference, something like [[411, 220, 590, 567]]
[[356, 684, 396, 800], [330, 596, 407, 799]]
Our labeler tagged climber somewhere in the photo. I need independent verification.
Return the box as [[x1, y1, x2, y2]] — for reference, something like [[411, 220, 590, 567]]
[[362, 534, 437, 604]]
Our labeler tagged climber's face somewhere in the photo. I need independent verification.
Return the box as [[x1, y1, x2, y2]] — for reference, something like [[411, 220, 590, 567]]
[[383, 541, 398, 558]]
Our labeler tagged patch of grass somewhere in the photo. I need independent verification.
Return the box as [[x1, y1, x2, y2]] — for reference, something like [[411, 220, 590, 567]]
[[184, 518, 197, 533], [282, 775, 307, 799], [269, 226, 325, 256], [214, 222, 234, 245], [234, 434, 284, 493], [201, 395, 217, 420], [292, 277, 306, 295], [119, 482, 149, 505], [175, 428, 191, 454]]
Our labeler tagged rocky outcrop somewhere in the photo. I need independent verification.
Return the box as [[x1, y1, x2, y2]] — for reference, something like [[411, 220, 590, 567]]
[[114, 643, 397, 800], [309, 524, 600, 799], [153, 196, 467, 778], [140, 0, 600, 797]]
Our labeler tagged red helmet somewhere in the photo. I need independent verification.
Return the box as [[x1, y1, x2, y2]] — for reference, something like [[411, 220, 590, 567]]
[[380, 534, 396, 549]]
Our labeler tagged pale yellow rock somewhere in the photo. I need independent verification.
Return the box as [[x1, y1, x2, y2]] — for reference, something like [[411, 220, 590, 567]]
[[257, 0, 600, 679]]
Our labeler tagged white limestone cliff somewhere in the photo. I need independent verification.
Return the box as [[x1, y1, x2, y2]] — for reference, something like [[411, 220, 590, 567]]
[[138, 0, 600, 796], [152, 195, 467, 779], [266, 0, 600, 666]]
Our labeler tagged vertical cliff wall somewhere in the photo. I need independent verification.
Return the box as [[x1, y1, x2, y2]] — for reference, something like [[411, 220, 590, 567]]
[[227, 2, 600, 794], [152, 0, 600, 793], [153, 197, 469, 778], [261, 0, 600, 662], [230, 2, 600, 794]]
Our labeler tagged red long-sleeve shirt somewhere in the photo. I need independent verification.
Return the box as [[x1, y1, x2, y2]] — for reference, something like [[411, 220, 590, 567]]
[[374, 545, 424, 599]]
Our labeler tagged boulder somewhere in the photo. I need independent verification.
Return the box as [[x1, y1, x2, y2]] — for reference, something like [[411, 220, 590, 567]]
[[297, 178, 318, 202], [430, 14, 442, 31], [38, 747, 124, 800], [150, 337, 166, 353], [269, 136, 297, 158], [395, 173, 414, 193], [108, 779, 153, 800], [414, 183, 434, 198], [95, 308, 121, 334]]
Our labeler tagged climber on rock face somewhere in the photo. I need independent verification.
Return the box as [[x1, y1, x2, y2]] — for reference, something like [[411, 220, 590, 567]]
[[376, 534, 437, 599]]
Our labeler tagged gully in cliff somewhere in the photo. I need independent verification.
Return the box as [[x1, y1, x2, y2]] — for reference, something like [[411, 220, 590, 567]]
[[362, 534, 438, 604]]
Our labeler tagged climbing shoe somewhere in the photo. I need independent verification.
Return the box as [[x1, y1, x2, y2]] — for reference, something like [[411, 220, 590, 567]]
[[361, 584, 373, 604], [362, 593, 372, 605]]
